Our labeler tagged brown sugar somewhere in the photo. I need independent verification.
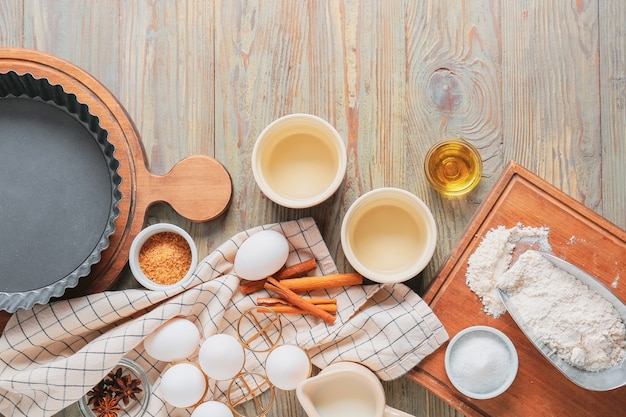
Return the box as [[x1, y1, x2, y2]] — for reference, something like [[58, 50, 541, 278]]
[[138, 232, 192, 285]]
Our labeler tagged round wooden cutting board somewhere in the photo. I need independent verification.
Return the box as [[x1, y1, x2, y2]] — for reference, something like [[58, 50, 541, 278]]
[[0, 48, 232, 330]]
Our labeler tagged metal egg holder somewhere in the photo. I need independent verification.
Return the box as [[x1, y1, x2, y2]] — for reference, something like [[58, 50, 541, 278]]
[[228, 307, 283, 417], [153, 307, 311, 417]]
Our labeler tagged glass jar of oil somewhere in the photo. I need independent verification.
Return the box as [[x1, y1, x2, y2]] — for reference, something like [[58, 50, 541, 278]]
[[424, 139, 482, 196]]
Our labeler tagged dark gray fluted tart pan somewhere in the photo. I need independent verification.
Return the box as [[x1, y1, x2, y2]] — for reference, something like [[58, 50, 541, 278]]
[[0, 71, 122, 313]]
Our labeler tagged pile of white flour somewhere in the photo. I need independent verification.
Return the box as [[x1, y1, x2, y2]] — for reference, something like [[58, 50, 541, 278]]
[[466, 224, 626, 372], [465, 224, 551, 317], [498, 250, 626, 372]]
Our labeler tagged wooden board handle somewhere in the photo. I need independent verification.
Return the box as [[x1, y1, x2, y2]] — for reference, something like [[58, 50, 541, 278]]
[[144, 155, 232, 222]]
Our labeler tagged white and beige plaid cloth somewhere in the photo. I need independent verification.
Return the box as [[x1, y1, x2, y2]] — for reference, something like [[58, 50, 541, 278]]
[[0, 217, 448, 417]]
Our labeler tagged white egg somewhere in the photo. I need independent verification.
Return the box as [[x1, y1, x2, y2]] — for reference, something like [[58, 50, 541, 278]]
[[191, 401, 234, 417], [144, 318, 201, 362], [265, 344, 311, 390], [234, 230, 289, 281], [160, 362, 207, 408], [198, 334, 245, 381]]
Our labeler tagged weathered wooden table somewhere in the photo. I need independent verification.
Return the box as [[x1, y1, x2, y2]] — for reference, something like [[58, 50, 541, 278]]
[[1, 1, 624, 416]]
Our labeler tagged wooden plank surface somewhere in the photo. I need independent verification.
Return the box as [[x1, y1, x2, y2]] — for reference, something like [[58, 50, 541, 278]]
[[0, 1, 624, 417], [599, 0, 626, 228], [501, 1, 603, 207]]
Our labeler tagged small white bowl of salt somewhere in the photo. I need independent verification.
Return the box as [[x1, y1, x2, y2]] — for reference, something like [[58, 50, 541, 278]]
[[445, 325, 518, 400]]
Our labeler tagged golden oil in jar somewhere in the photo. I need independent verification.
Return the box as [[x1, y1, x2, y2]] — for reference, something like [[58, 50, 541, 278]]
[[424, 139, 482, 196]]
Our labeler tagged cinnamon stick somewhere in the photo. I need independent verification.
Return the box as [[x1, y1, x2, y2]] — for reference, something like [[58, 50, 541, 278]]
[[239, 257, 318, 295], [264, 277, 336, 325], [259, 304, 338, 315], [257, 297, 337, 306], [274, 257, 317, 279], [275, 273, 362, 293], [239, 279, 268, 295]]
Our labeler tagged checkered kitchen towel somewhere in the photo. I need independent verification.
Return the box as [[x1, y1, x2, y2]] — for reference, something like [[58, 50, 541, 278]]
[[0, 217, 448, 417]]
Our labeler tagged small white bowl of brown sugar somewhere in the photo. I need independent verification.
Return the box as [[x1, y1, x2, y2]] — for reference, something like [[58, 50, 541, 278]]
[[129, 223, 198, 291]]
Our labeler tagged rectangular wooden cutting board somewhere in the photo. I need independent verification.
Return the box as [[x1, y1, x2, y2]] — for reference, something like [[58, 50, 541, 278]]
[[408, 162, 626, 417]]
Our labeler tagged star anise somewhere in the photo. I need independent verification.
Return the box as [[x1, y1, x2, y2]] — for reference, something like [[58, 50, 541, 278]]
[[86, 365, 144, 415], [109, 371, 143, 406], [106, 367, 124, 383], [85, 379, 110, 407], [91, 393, 122, 417]]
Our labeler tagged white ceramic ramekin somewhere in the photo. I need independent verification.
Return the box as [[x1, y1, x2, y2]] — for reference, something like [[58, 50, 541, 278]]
[[252, 113, 347, 209], [445, 326, 519, 400], [128, 223, 198, 291], [340, 188, 437, 284]]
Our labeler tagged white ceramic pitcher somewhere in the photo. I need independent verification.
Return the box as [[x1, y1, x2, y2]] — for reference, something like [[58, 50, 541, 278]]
[[296, 362, 415, 417]]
